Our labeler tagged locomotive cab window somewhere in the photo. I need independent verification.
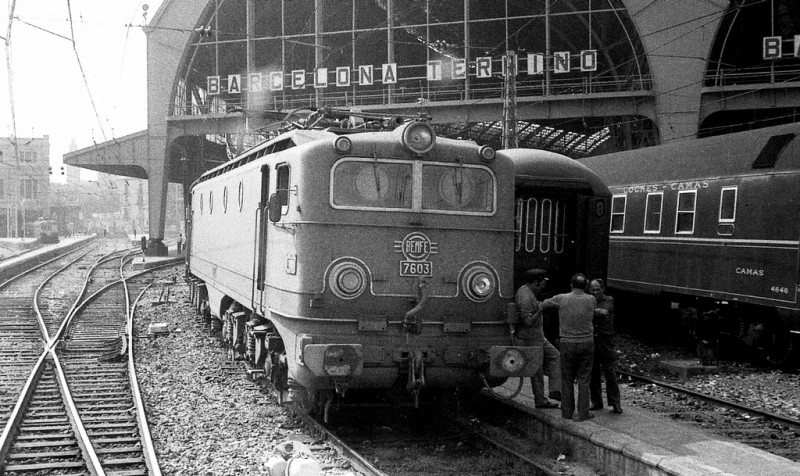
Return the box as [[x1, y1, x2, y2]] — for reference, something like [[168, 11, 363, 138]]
[[332, 160, 412, 209], [675, 190, 697, 234], [331, 159, 495, 215], [276, 164, 290, 215], [644, 192, 663, 233], [421, 164, 494, 213], [610, 194, 626, 233]]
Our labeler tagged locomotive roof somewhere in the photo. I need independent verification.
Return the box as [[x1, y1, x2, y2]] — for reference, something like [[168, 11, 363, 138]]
[[500, 148, 610, 196], [195, 129, 338, 184], [579, 122, 800, 186]]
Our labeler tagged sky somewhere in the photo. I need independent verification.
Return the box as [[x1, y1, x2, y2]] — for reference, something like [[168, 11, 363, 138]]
[[1, 0, 163, 182]]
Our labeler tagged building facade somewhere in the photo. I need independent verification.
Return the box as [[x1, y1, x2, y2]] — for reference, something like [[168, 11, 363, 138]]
[[0, 136, 50, 238]]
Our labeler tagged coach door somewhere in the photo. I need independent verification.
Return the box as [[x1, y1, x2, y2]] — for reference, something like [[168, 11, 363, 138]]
[[513, 193, 579, 291], [253, 165, 270, 310]]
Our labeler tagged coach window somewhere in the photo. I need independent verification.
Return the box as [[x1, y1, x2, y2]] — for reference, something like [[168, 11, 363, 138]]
[[553, 200, 567, 253], [539, 199, 552, 253], [276, 164, 290, 215], [524, 198, 538, 252], [610, 194, 626, 233], [199, 193, 204, 214], [675, 190, 697, 234], [719, 186, 737, 222], [514, 198, 524, 251], [223, 186, 228, 213], [209, 191, 214, 214], [644, 192, 663, 233]]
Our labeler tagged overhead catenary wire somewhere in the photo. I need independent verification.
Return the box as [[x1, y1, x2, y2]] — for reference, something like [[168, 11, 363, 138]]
[[65, 0, 107, 144]]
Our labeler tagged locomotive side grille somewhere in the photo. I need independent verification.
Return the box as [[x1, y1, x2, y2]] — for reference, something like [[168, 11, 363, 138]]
[[752, 133, 795, 169]]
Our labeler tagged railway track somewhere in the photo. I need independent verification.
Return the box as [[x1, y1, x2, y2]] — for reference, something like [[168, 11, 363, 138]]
[[619, 369, 800, 461], [0, 245, 95, 432], [0, 239, 171, 475], [313, 395, 577, 476]]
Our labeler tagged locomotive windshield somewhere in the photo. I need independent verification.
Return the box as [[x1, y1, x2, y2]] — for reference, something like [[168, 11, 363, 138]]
[[331, 158, 495, 215]]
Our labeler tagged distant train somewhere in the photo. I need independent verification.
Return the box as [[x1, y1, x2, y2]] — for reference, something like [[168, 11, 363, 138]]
[[185, 109, 610, 413], [581, 122, 800, 366], [31, 219, 59, 244]]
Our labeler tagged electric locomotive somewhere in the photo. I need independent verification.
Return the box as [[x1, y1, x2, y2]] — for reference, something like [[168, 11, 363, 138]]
[[580, 122, 800, 366], [187, 111, 542, 411]]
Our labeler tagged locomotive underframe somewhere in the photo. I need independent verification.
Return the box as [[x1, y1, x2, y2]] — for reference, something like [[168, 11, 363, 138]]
[[190, 276, 542, 400]]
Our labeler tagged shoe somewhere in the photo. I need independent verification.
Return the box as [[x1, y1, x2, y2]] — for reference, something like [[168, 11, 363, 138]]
[[577, 413, 595, 421], [535, 401, 559, 409], [589, 403, 603, 411], [612, 405, 623, 414], [549, 391, 562, 400]]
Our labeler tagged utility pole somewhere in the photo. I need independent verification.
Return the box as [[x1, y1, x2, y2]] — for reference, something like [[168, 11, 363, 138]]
[[502, 51, 518, 149]]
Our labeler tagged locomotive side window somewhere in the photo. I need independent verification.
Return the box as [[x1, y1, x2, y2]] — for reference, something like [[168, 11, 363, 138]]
[[421, 164, 494, 213], [719, 186, 737, 222], [675, 190, 697, 234], [610, 194, 626, 233], [644, 192, 663, 233], [332, 160, 412, 209]]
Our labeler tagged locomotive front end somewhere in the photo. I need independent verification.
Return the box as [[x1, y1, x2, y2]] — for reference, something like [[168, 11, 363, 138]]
[[267, 121, 542, 401]]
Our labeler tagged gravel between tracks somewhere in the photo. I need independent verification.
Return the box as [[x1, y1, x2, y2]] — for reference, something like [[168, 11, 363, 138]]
[[615, 333, 800, 422], [133, 274, 359, 475], [614, 332, 800, 461]]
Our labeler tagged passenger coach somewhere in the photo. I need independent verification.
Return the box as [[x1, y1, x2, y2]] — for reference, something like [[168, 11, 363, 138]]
[[581, 122, 800, 366]]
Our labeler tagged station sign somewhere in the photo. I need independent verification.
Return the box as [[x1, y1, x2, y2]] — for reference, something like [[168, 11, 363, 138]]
[[762, 35, 800, 59], [206, 50, 598, 95]]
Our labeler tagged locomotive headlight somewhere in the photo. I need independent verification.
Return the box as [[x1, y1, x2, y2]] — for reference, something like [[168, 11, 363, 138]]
[[334, 136, 352, 154], [478, 145, 496, 163], [461, 264, 496, 302], [398, 122, 436, 155], [501, 348, 526, 374], [328, 261, 368, 300]]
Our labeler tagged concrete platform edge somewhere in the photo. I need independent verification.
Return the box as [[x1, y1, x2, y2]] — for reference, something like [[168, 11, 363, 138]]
[[0, 236, 96, 282], [497, 395, 727, 476]]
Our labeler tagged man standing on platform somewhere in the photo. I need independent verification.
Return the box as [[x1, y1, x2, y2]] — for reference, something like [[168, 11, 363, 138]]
[[515, 269, 562, 409], [543, 273, 596, 421], [589, 278, 622, 414]]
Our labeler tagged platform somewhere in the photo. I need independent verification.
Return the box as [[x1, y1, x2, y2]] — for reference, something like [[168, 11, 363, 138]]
[[0, 235, 96, 282], [490, 378, 800, 476], [129, 244, 185, 270]]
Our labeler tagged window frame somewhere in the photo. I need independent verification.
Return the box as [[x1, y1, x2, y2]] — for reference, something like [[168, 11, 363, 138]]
[[643, 191, 663, 234], [609, 194, 626, 233], [718, 186, 737, 223], [329, 158, 497, 216], [674, 190, 697, 234], [524, 198, 538, 252]]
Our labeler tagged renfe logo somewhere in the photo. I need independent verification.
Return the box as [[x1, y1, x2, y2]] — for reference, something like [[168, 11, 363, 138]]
[[394, 232, 438, 277]]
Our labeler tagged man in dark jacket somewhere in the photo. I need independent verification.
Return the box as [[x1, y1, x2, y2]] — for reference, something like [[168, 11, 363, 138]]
[[515, 269, 562, 409], [589, 279, 622, 414]]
